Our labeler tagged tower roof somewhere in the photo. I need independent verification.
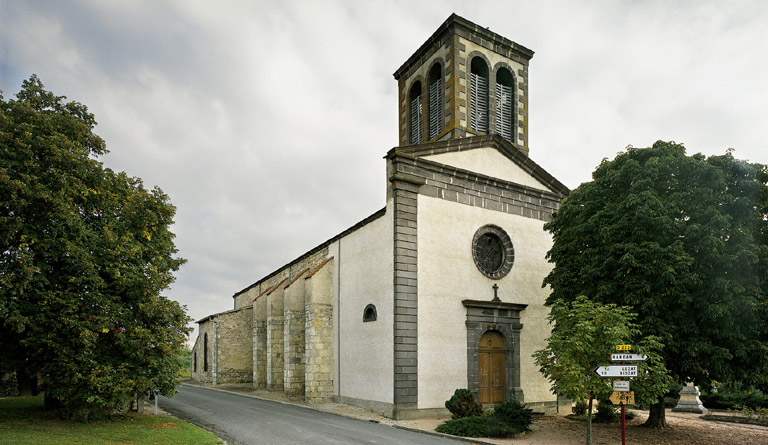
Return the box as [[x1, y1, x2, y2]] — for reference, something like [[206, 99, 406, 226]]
[[393, 13, 534, 81]]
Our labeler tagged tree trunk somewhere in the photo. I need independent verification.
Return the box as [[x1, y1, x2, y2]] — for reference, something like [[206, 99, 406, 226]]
[[44, 391, 60, 411], [16, 370, 37, 396], [642, 399, 668, 428], [586, 397, 593, 445]]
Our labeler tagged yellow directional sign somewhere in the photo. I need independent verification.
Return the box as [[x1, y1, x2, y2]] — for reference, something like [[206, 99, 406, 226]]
[[615, 345, 632, 351], [609, 391, 634, 405]]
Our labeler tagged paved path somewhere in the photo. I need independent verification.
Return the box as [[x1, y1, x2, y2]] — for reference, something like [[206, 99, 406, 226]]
[[159, 385, 468, 445]]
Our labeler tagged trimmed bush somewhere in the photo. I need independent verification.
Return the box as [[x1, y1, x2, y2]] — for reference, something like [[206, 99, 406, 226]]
[[594, 398, 619, 423], [485, 417, 526, 438], [700, 392, 768, 410], [436, 416, 488, 437], [445, 389, 483, 419], [493, 398, 533, 432], [572, 400, 588, 415], [436, 415, 527, 438], [437, 397, 532, 438]]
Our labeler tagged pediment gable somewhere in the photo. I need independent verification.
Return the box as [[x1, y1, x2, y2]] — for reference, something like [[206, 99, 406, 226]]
[[423, 147, 546, 189], [388, 135, 569, 197]]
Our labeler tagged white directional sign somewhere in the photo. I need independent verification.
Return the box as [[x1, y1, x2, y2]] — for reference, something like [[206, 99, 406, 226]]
[[613, 380, 630, 392], [611, 353, 648, 362], [594, 365, 638, 378]]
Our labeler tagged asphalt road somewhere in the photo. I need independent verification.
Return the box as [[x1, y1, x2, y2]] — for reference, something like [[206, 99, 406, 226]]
[[159, 385, 466, 445]]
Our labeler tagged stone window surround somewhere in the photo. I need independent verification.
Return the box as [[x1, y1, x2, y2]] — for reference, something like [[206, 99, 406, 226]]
[[472, 224, 514, 279], [463, 299, 527, 403]]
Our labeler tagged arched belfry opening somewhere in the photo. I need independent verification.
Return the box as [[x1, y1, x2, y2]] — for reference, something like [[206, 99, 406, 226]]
[[470, 57, 489, 134], [409, 81, 423, 144], [495, 68, 515, 142], [428, 63, 443, 140]]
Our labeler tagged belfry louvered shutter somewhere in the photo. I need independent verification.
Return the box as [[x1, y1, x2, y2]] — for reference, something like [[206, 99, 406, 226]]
[[470, 73, 488, 133], [496, 83, 513, 141], [410, 95, 422, 144], [428, 77, 442, 140]]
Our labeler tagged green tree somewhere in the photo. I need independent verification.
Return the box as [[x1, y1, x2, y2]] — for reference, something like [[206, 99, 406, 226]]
[[533, 296, 670, 445], [0, 76, 191, 419], [543, 141, 768, 428]]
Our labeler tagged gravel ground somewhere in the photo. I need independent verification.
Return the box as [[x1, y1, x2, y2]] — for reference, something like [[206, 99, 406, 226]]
[[180, 383, 768, 445], [417, 410, 768, 445]]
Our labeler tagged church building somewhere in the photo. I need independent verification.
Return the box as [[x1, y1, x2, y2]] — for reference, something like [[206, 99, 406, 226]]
[[190, 13, 570, 420]]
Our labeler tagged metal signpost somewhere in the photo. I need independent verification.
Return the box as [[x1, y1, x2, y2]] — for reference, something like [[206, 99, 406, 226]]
[[613, 380, 630, 392], [593, 365, 638, 378], [594, 345, 648, 445]]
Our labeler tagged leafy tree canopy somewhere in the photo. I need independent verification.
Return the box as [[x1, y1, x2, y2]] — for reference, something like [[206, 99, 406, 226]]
[[0, 76, 190, 418], [534, 296, 669, 404], [543, 141, 768, 426], [534, 296, 670, 443]]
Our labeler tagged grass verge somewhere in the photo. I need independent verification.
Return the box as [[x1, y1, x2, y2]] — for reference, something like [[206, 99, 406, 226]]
[[0, 395, 221, 444]]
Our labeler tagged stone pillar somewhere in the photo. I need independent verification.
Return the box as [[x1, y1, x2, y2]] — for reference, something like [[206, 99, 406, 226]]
[[672, 382, 707, 413], [283, 270, 308, 398], [253, 296, 268, 389], [267, 290, 284, 391], [305, 303, 334, 403], [304, 257, 335, 404]]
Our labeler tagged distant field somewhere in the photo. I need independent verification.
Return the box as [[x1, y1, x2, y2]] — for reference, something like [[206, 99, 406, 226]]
[[0, 395, 221, 444]]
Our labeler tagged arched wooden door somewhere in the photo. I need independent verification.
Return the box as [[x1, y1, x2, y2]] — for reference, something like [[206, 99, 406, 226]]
[[478, 331, 506, 405]]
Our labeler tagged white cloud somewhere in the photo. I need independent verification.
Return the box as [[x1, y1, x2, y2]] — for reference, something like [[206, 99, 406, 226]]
[[2, 0, 766, 340]]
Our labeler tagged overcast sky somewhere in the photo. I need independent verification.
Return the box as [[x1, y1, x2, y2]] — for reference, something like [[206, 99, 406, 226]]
[[2, 0, 766, 341]]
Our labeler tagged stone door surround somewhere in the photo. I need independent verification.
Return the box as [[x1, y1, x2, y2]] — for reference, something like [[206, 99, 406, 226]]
[[463, 299, 526, 403]]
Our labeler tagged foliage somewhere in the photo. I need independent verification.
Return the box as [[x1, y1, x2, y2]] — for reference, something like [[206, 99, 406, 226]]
[[543, 141, 768, 426], [436, 416, 489, 437], [572, 400, 588, 415], [727, 405, 768, 420], [533, 296, 670, 441], [700, 391, 768, 410], [436, 404, 531, 438], [594, 398, 619, 423], [0, 395, 222, 444], [178, 347, 192, 378], [483, 416, 527, 438], [0, 76, 191, 419], [665, 381, 684, 398], [533, 296, 670, 404], [0, 373, 19, 397], [492, 398, 533, 432], [445, 388, 483, 419]]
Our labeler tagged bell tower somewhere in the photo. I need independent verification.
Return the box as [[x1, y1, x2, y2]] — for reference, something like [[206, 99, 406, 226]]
[[393, 14, 534, 152]]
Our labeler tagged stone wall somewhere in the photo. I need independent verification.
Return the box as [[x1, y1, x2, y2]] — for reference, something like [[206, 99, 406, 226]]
[[192, 318, 216, 384], [233, 247, 331, 310], [267, 289, 285, 391], [253, 296, 268, 389], [216, 307, 253, 384], [191, 307, 253, 384], [305, 303, 334, 403]]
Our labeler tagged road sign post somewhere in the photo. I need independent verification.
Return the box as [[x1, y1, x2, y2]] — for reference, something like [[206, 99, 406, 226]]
[[609, 391, 635, 405], [594, 365, 638, 378], [600, 345, 647, 445], [613, 380, 630, 392], [611, 353, 648, 361]]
